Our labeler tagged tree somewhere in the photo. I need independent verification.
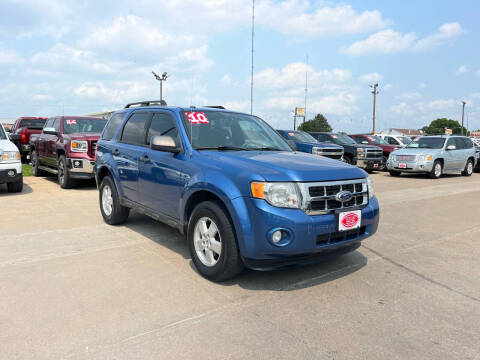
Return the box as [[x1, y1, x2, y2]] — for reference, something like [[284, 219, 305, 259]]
[[422, 118, 467, 135], [298, 113, 332, 132]]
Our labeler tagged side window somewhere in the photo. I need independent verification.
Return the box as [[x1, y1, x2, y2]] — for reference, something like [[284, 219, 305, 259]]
[[146, 113, 179, 145], [454, 138, 465, 149], [102, 113, 125, 141], [120, 112, 150, 145], [386, 136, 399, 145], [351, 136, 363, 144], [462, 138, 473, 149], [53, 118, 60, 132], [45, 118, 54, 129], [446, 138, 456, 148]]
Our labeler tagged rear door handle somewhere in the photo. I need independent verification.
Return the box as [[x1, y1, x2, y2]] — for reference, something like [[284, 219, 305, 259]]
[[139, 155, 150, 163], [112, 149, 120, 156]]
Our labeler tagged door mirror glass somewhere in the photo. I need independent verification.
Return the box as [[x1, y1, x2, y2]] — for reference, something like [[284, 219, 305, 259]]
[[446, 145, 456, 150], [151, 135, 180, 153], [43, 127, 58, 135]]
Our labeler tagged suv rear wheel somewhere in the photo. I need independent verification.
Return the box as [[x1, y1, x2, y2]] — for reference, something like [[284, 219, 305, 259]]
[[31, 150, 47, 177], [99, 176, 130, 225], [429, 160, 443, 179], [461, 159, 474, 176], [389, 170, 401, 177], [188, 201, 243, 281]]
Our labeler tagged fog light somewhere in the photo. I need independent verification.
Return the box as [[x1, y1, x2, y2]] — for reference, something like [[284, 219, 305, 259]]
[[7, 170, 15, 177], [272, 230, 282, 243]]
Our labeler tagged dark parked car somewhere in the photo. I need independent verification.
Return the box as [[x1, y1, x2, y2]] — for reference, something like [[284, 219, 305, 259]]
[[349, 134, 400, 171], [30, 116, 107, 188], [8, 117, 47, 161], [277, 130, 344, 160], [309, 132, 383, 172]]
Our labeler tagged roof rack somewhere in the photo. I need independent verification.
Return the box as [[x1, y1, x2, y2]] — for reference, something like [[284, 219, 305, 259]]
[[204, 106, 225, 109], [124, 100, 167, 108]]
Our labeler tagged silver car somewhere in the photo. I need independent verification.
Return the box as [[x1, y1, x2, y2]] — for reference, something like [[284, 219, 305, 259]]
[[386, 136, 476, 179]]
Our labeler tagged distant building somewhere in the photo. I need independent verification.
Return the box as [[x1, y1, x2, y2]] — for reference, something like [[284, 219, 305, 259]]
[[380, 128, 424, 136], [0, 118, 15, 131], [470, 131, 480, 137]]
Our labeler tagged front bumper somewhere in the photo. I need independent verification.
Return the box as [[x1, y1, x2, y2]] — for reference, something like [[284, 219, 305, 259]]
[[229, 196, 380, 269], [357, 158, 382, 170], [0, 162, 23, 183], [67, 158, 95, 179], [386, 159, 434, 173]]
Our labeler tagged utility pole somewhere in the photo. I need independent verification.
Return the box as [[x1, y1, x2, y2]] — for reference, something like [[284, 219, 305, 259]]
[[250, 0, 255, 115], [461, 101, 466, 135], [152, 71, 168, 103], [370, 83, 379, 133], [304, 54, 308, 126]]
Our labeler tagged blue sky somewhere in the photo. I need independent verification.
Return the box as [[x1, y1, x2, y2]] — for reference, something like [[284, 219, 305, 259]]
[[0, 0, 479, 132]]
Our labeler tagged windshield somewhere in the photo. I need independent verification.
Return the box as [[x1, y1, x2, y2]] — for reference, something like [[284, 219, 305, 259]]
[[400, 136, 412, 144], [289, 131, 318, 143], [19, 118, 46, 129], [0, 125, 6, 140], [63, 118, 107, 134], [182, 111, 292, 151], [332, 133, 356, 145], [368, 135, 388, 145], [407, 137, 445, 149]]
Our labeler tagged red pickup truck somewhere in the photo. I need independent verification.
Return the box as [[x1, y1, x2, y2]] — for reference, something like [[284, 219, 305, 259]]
[[349, 134, 400, 171], [8, 117, 47, 161], [30, 116, 107, 188]]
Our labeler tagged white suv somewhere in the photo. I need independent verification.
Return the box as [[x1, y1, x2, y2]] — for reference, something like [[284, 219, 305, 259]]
[[0, 123, 23, 192], [377, 134, 413, 147]]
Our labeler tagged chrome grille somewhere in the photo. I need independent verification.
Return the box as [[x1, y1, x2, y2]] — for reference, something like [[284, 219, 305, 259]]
[[366, 149, 383, 159], [90, 141, 97, 156], [298, 179, 368, 215], [395, 155, 416, 162]]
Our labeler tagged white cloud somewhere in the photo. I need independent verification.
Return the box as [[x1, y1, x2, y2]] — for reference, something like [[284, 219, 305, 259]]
[[397, 92, 422, 100], [383, 84, 393, 91], [341, 22, 464, 55], [224, 100, 249, 112], [0, 48, 24, 65], [455, 65, 469, 75], [359, 72, 382, 83], [419, 83, 427, 89]]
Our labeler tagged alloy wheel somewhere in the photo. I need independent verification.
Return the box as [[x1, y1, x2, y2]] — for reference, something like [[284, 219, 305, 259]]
[[102, 185, 114, 216], [193, 217, 222, 267]]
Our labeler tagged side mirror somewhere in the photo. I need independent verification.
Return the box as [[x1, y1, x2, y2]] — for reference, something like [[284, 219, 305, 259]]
[[150, 135, 180, 153], [43, 127, 58, 135], [446, 145, 456, 150]]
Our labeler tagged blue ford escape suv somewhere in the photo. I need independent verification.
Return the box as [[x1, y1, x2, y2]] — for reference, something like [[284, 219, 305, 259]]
[[95, 101, 380, 281]]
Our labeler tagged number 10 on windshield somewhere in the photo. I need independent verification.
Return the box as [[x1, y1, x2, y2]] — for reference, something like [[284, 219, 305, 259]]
[[186, 112, 209, 124]]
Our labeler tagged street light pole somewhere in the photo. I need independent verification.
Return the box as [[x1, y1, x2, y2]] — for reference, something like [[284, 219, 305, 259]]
[[370, 83, 379, 133], [152, 71, 168, 102], [461, 101, 466, 135]]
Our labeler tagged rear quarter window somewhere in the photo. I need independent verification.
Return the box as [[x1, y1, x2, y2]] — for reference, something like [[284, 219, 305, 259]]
[[102, 113, 125, 141]]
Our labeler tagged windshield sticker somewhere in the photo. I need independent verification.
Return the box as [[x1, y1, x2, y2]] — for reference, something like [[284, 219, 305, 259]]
[[186, 112, 209, 124], [288, 132, 295, 136], [331, 135, 338, 138], [66, 119, 77, 125]]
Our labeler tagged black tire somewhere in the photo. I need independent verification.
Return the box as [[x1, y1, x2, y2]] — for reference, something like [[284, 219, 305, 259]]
[[188, 200, 244, 281], [99, 176, 130, 225], [343, 155, 353, 164], [461, 159, 474, 176], [365, 168, 374, 174], [389, 170, 401, 177], [379, 155, 388, 171], [58, 155, 75, 189], [31, 150, 47, 177], [7, 176, 23, 193], [429, 160, 442, 179]]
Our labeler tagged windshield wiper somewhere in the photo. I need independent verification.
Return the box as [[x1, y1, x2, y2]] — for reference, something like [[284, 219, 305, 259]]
[[247, 147, 284, 151], [195, 146, 248, 151]]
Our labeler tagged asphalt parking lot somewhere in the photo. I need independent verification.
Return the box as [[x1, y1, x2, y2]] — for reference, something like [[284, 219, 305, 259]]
[[1, 173, 479, 360]]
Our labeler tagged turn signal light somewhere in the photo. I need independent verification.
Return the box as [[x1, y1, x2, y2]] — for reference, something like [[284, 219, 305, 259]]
[[251, 182, 265, 198]]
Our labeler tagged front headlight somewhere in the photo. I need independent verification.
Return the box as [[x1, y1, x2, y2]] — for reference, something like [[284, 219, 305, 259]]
[[367, 176, 374, 200], [357, 148, 365, 157], [418, 154, 432, 162], [0, 150, 20, 162], [71, 140, 88, 153], [251, 182, 301, 208], [312, 147, 322, 155]]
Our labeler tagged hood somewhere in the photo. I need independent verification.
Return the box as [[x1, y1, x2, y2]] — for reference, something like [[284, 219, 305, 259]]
[[197, 150, 366, 182], [355, 144, 382, 150], [314, 142, 343, 149], [391, 147, 438, 156], [0, 139, 20, 152], [378, 144, 400, 152]]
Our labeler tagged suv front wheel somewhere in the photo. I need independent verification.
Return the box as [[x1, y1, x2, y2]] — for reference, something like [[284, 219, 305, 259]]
[[461, 159, 474, 176], [188, 201, 243, 281], [99, 176, 130, 225], [429, 160, 443, 179]]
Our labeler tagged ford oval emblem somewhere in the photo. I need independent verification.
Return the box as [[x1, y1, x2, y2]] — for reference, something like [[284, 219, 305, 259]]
[[336, 190, 353, 202]]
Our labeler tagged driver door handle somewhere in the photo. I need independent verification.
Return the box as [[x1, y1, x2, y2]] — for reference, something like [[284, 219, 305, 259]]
[[140, 155, 150, 163]]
